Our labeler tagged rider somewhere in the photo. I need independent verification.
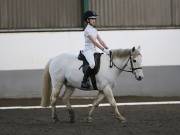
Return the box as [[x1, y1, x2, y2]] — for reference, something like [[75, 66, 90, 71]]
[[81, 10, 110, 89]]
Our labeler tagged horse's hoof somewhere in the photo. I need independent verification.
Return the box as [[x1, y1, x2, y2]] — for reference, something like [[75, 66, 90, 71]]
[[53, 118, 59, 123], [121, 119, 127, 123], [70, 118, 75, 123], [117, 117, 127, 123], [87, 117, 93, 123], [52, 115, 59, 123], [120, 119, 127, 127], [122, 121, 127, 127], [68, 109, 75, 123]]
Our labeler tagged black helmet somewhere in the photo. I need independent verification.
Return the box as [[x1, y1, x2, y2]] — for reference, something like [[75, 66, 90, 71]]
[[83, 10, 97, 21]]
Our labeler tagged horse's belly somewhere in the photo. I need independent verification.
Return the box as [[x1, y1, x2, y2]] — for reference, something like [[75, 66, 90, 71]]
[[65, 67, 84, 88]]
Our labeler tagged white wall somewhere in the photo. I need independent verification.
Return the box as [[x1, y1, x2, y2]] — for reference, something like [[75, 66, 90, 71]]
[[0, 29, 180, 71], [0, 29, 180, 98]]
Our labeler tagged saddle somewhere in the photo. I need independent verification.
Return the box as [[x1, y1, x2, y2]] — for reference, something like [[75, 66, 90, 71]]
[[78, 51, 102, 90]]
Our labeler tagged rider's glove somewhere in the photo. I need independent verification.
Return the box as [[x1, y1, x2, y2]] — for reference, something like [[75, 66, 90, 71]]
[[103, 48, 110, 55]]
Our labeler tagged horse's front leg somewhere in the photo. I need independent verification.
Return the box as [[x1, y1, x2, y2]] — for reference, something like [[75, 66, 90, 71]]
[[103, 85, 126, 123], [88, 91, 105, 122]]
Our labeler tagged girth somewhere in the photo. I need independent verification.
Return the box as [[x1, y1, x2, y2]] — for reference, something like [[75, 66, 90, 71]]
[[78, 51, 102, 90]]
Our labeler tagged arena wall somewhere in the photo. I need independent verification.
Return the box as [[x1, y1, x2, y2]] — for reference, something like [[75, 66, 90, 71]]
[[0, 29, 180, 98]]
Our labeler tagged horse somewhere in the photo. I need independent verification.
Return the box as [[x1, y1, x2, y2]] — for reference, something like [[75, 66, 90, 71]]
[[41, 46, 144, 123]]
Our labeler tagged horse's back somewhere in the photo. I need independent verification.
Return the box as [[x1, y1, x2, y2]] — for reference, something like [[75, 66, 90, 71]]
[[49, 53, 77, 70]]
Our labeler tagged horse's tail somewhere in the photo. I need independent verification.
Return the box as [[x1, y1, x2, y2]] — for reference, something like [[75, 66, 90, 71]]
[[41, 61, 51, 107]]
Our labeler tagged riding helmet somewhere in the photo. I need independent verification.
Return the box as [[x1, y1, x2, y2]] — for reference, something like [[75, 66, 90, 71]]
[[83, 10, 98, 21]]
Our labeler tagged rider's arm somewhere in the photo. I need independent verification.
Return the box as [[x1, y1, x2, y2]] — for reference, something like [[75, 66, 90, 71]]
[[97, 34, 109, 49], [87, 35, 104, 51]]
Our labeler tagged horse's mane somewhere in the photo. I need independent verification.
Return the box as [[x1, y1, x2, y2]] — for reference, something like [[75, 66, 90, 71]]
[[111, 48, 140, 58]]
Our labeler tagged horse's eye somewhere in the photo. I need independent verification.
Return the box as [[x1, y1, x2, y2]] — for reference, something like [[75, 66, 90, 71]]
[[133, 59, 136, 63]]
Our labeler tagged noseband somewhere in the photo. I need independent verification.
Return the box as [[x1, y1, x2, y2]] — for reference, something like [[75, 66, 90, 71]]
[[109, 51, 142, 73]]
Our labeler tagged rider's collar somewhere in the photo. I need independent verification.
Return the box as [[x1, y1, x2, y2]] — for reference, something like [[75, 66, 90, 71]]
[[87, 23, 95, 28]]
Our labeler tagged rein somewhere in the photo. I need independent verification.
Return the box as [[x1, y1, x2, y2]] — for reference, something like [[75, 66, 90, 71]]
[[109, 51, 142, 73]]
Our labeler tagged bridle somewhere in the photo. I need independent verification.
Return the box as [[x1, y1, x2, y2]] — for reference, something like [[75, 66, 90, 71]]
[[109, 51, 142, 73]]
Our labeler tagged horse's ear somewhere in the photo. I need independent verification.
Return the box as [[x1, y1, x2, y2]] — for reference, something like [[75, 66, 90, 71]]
[[132, 46, 135, 52], [137, 45, 141, 51]]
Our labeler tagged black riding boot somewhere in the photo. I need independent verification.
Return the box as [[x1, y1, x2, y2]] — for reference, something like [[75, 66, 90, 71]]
[[81, 66, 92, 89]]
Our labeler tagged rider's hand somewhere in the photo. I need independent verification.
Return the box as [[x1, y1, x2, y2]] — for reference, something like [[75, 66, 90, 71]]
[[103, 48, 110, 55]]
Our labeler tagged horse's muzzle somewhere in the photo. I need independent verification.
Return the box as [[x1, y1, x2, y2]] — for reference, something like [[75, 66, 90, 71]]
[[136, 76, 143, 81]]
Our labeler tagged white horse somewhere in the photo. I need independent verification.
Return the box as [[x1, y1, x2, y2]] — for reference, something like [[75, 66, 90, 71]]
[[41, 46, 144, 123]]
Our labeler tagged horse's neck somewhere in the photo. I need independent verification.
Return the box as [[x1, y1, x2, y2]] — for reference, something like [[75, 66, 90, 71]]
[[113, 56, 129, 69]]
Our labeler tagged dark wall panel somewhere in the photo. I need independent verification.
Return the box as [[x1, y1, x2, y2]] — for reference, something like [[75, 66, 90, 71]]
[[89, 0, 173, 27], [0, 0, 81, 30], [0, 0, 180, 31]]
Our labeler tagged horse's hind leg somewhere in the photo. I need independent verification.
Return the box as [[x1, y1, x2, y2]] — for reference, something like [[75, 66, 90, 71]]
[[88, 91, 105, 122], [103, 85, 126, 123], [51, 82, 63, 122], [62, 86, 75, 123]]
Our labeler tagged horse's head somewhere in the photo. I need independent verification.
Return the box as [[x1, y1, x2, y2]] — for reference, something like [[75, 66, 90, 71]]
[[110, 46, 144, 81], [129, 46, 144, 81]]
